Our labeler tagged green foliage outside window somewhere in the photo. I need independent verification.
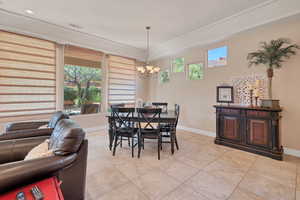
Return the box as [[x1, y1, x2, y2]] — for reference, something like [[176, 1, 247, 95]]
[[188, 63, 204, 80], [172, 58, 185, 73], [64, 65, 102, 115], [160, 70, 170, 83]]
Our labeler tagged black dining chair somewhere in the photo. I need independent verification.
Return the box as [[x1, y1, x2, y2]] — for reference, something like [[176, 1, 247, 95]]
[[137, 108, 162, 160], [152, 102, 168, 113], [111, 107, 137, 157], [111, 103, 126, 108], [160, 104, 180, 154]]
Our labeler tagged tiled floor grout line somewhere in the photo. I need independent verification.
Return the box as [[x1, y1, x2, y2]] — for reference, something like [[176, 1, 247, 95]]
[[115, 166, 152, 200], [226, 155, 260, 200], [87, 131, 300, 200], [158, 152, 225, 200], [87, 164, 134, 199]]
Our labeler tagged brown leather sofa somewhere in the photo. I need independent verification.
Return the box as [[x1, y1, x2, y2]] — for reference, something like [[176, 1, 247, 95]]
[[0, 119, 88, 200], [0, 111, 69, 141]]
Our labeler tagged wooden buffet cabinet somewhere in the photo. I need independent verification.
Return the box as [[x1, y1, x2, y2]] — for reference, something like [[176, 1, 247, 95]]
[[214, 105, 283, 160]]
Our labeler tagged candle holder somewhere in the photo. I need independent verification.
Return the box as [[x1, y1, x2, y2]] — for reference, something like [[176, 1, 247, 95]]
[[249, 89, 253, 107], [255, 96, 259, 107]]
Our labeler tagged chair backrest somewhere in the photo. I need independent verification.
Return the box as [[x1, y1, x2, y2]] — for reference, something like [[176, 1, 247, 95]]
[[175, 104, 180, 127], [152, 102, 168, 113], [48, 111, 70, 128], [111, 103, 126, 108], [111, 107, 135, 130], [137, 108, 162, 130]]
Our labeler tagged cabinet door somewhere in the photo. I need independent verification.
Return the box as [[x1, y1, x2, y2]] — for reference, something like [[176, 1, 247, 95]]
[[247, 119, 269, 147], [220, 116, 240, 141]]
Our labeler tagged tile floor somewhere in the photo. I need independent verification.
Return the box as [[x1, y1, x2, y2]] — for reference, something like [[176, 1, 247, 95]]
[[86, 130, 300, 200]]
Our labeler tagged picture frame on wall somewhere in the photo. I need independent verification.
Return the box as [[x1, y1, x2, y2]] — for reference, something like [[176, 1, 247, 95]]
[[217, 86, 234, 103], [159, 69, 170, 83]]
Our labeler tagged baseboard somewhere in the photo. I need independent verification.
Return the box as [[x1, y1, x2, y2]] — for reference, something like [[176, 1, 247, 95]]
[[284, 148, 300, 158], [177, 125, 300, 158], [177, 125, 216, 137], [84, 125, 107, 133]]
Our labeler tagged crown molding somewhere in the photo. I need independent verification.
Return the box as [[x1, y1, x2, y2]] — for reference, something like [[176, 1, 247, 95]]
[[0, 9, 146, 61], [149, 0, 300, 60]]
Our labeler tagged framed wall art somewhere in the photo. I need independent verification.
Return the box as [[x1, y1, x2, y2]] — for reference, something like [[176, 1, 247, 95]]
[[217, 86, 234, 103]]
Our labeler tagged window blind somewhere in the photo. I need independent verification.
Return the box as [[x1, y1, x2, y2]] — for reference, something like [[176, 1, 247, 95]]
[[64, 45, 103, 68], [0, 30, 56, 117], [108, 55, 136, 106]]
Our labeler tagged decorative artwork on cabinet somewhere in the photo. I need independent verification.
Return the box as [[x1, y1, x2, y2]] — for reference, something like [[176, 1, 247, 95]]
[[231, 74, 267, 106]]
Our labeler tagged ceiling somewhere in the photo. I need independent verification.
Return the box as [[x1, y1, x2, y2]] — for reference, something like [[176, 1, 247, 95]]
[[0, 0, 300, 60], [0, 0, 270, 49]]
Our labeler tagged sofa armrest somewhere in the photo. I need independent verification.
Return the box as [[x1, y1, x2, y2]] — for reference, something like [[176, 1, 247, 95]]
[[1, 128, 53, 141], [5, 121, 49, 132], [0, 154, 77, 194], [0, 136, 49, 164]]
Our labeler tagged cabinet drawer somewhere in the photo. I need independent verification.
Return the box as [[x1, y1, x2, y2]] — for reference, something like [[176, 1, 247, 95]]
[[219, 108, 240, 115], [246, 110, 270, 118]]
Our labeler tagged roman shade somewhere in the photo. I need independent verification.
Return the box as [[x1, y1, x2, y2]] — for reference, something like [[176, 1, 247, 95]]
[[107, 55, 136, 106], [64, 45, 103, 68], [0, 30, 56, 117]]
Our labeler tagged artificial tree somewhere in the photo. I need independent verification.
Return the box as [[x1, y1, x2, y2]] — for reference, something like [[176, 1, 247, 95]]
[[247, 38, 299, 99]]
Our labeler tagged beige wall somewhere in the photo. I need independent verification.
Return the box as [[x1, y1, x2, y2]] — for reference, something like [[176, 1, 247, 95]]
[[149, 14, 300, 150]]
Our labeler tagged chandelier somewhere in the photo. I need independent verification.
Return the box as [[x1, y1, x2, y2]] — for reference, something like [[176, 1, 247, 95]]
[[137, 26, 160, 75]]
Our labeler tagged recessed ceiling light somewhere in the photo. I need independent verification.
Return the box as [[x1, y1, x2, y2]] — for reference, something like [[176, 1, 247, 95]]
[[25, 9, 34, 14], [69, 24, 83, 29]]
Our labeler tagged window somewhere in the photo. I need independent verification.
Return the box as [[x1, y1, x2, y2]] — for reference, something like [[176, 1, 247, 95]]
[[64, 45, 103, 115], [159, 69, 170, 83], [188, 63, 204, 80], [108, 55, 136, 107], [0, 30, 56, 118], [207, 46, 228, 67], [172, 57, 185, 72]]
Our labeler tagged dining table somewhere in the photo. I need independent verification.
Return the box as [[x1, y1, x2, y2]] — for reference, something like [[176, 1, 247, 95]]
[[106, 110, 177, 151]]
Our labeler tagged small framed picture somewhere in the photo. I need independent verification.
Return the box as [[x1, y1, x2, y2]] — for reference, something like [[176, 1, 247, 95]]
[[159, 69, 170, 83], [217, 86, 234, 103]]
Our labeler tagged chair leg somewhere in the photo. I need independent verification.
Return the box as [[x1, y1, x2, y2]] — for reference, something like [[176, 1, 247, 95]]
[[174, 133, 179, 150], [112, 135, 118, 156], [138, 135, 142, 159], [143, 137, 145, 149], [131, 136, 134, 158], [158, 137, 161, 160], [120, 136, 123, 148], [128, 136, 131, 147], [171, 133, 175, 154]]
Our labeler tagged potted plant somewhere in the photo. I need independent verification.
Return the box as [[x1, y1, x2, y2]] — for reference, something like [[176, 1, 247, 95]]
[[247, 38, 299, 108]]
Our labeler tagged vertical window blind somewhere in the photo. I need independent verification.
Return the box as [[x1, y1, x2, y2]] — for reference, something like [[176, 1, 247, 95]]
[[108, 55, 136, 106], [0, 30, 56, 117]]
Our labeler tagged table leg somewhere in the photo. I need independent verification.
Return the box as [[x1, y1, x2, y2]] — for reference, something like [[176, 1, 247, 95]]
[[171, 131, 175, 154], [108, 118, 114, 151]]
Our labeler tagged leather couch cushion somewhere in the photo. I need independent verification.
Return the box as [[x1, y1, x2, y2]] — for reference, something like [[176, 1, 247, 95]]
[[49, 119, 85, 155], [48, 111, 69, 128]]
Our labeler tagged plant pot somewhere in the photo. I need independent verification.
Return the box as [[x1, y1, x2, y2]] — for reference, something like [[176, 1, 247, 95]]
[[260, 99, 280, 108]]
